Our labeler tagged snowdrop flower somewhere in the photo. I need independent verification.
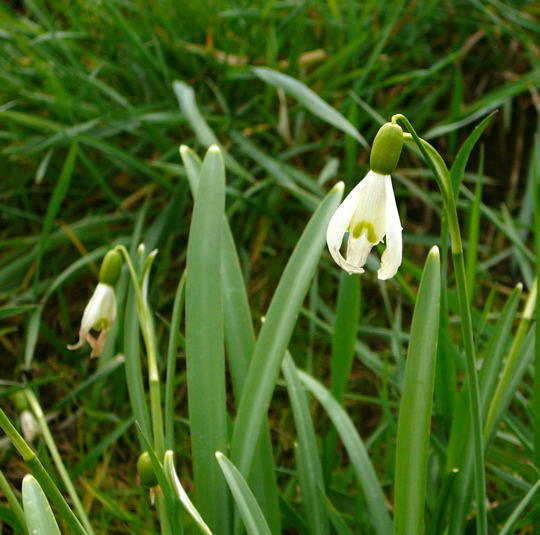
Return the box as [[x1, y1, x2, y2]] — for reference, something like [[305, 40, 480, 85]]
[[68, 250, 123, 358], [20, 410, 40, 443], [11, 392, 39, 443], [326, 122, 404, 279]]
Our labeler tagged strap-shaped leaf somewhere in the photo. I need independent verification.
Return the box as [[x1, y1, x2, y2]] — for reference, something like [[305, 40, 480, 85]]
[[216, 452, 272, 535], [22, 475, 61, 535]]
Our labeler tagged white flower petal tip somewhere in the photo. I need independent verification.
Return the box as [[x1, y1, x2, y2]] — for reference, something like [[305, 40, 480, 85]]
[[68, 283, 116, 358], [326, 172, 403, 279], [20, 410, 39, 443]]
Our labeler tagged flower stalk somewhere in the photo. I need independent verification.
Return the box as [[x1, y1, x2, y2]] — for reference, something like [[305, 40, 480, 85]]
[[392, 113, 487, 535], [114, 245, 165, 457]]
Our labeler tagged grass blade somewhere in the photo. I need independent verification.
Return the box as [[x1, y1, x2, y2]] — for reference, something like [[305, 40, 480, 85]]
[[185, 145, 229, 534], [282, 352, 329, 535], [230, 182, 344, 480], [173, 81, 252, 181], [498, 479, 540, 535], [22, 475, 61, 535], [33, 140, 78, 296], [324, 272, 360, 480], [298, 371, 393, 535], [449, 111, 496, 192], [394, 246, 441, 535], [252, 67, 367, 148], [215, 452, 272, 535]]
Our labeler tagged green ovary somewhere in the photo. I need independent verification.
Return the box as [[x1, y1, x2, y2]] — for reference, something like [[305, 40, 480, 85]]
[[350, 221, 377, 243]]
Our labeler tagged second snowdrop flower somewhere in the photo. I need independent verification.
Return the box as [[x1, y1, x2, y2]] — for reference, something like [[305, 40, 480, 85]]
[[326, 122, 404, 279], [68, 249, 123, 357]]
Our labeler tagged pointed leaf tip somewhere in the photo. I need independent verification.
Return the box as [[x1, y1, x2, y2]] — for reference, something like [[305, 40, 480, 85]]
[[332, 181, 344, 193]]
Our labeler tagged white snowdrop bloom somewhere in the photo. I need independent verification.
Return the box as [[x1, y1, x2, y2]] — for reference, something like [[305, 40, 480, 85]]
[[20, 410, 40, 443], [68, 282, 117, 357], [68, 250, 122, 358], [326, 122, 403, 280]]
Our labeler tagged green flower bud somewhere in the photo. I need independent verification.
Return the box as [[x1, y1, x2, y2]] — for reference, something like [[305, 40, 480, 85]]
[[137, 452, 158, 488], [98, 250, 123, 286], [12, 391, 29, 412], [369, 122, 403, 175]]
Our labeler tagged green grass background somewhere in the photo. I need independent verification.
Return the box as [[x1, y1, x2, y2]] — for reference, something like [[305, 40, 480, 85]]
[[0, 0, 538, 533]]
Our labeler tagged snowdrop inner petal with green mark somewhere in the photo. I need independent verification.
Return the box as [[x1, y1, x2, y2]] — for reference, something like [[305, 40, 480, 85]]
[[326, 171, 402, 278]]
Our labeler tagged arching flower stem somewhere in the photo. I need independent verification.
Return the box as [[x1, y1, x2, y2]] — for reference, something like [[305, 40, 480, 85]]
[[392, 114, 487, 535], [114, 245, 165, 459]]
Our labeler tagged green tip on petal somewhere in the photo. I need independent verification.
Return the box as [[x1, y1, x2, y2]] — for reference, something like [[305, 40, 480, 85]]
[[369, 122, 404, 175], [99, 250, 123, 285]]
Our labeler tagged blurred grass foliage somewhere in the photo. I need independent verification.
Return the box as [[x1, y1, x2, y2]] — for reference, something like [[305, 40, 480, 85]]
[[0, 0, 539, 533]]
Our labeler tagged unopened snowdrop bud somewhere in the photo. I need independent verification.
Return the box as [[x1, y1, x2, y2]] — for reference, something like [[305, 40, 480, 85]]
[[326, 121, 404, 279], [20, 410, 40, 443], [98, 250, 123, 286], [137, 452, 158, 488], [12, 391, 29, 412], [369, 122, 404, 175], [67, 249, 122, 358]]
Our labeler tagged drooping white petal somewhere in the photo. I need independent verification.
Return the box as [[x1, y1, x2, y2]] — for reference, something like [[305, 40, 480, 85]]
[[326, 176, 371, 273], [80, 283, 116, 333], [378, 176, 402, 280], [20, 410, 39, 443], [68, 283, 116, 357]]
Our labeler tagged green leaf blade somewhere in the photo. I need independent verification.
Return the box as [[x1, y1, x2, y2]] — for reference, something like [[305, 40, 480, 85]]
[[22, 475, 61, 535], [186, 145, 230, 535], [394, 246, 441, 535], [299, 371, 393, 535], [216, 452, 273, 535], [230, 182, 344, 481]]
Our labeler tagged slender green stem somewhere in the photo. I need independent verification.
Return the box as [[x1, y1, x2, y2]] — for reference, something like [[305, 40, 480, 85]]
[[115, 245, 167, 533], [115, 245, 165, 457], [534, 140, 540, 535], [165, 270, 186, 451], [394, 114, 487, 535], [0, 409, 87, 535], [25, 390, 95, 535]]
